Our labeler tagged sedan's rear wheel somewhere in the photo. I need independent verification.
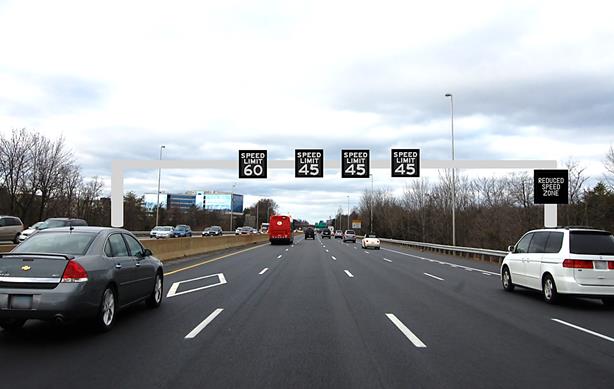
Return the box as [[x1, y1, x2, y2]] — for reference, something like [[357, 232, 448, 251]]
[[13, 234, 20, 244], [0, 318, 26, 332], [542, 274, 559, 304], [95, 287, 117, 332], [146, 273, 163, 308]]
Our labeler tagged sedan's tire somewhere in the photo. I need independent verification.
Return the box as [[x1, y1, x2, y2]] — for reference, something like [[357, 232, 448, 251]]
[[146, 273, 163, 308], [542, 274, 559, 304], [94, 287, 117, 332], [602, 297, 614, 307], [0, 318, 26, 332], [501, 266, 515, 291], [13, 234, 20, 244], [375, 247, 380, 250]]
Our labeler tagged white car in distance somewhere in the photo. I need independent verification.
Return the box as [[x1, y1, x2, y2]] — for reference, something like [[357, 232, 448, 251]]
[[362, 233, 381, 249], [18, 221, 46, 242], [501, 227, 614, 305], [155, 226, 175, 239]]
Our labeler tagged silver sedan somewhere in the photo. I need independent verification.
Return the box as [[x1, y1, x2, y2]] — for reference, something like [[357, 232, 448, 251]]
[[0, 227, 163, 332]]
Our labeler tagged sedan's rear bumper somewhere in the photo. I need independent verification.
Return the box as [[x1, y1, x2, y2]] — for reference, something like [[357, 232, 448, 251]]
[[0, 283, 99, 321]]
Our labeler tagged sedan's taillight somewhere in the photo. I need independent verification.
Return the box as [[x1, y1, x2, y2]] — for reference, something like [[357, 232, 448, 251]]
[[562, 259, 594, 269], [609, 262, 614, 270], [61, 260, 89, 283]]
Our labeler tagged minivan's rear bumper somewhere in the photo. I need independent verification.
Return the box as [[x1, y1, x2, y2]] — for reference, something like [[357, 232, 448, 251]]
[[555, 275, 614, 296], [0, 283, 98, 321]]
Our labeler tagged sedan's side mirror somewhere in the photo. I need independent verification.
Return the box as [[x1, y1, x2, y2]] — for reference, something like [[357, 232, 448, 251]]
[[507, 245, 515, 253], [142, 248, 153, 257]]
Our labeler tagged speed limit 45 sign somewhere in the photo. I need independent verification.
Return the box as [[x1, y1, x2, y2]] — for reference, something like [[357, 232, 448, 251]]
[[391, 149, 420, 177], [239, 150, 267, 179], [295, 149, 323, 178], [342, 149, 370, 178]]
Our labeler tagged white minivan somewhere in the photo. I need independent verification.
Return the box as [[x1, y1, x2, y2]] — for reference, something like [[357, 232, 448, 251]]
[[501, 227, 614, 305]]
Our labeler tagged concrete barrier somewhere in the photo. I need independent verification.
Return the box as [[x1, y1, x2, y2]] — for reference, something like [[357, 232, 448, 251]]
[[142, 235, 270, 261], [0, 244, 16, 253], [0, 235, 270, 261]]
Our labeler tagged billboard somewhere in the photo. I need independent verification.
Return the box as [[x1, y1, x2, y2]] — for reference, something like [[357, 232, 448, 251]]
[[203, 193, 243, 212], [144, 193, 167, 210], [351, 219, 362, 229]]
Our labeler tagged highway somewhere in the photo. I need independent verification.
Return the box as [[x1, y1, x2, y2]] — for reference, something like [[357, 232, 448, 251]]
[[0, 235, 613, 389]]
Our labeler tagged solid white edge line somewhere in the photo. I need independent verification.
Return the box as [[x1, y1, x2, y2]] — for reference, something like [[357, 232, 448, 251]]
[[259, 268, 269, 275], [185, 308, 224, 339], [344, 270, 354, 278], [423, 272, 444, 281], [386, 313, 427, 348], [551, 318, 614, 343], [382, 248, 499, 276]]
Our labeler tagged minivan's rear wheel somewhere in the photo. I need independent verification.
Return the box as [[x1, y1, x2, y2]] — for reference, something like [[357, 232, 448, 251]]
[[0, 318, 26, 332], [602, 297, 614, 308], [146, 273, 163, 308], [501, 266, 515, 291], [542, 274, 559, 304], [95, 287, 117, 332]]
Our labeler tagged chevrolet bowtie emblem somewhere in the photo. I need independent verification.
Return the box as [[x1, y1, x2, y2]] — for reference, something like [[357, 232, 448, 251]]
[[21, 265, 31, 271]]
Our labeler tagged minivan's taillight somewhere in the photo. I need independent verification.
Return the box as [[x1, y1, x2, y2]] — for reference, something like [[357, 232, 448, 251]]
[[609, 262, 614, 270], [562, 259, 594, 269], [61, 260, 88, 282]]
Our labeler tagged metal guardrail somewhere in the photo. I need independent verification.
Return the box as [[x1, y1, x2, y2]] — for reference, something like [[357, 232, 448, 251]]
[[368, 237, 507, 264]]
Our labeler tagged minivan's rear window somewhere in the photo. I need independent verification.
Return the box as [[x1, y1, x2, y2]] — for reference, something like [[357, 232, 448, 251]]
[[13, 232, 96, 256], [570, 231, 614, 255]]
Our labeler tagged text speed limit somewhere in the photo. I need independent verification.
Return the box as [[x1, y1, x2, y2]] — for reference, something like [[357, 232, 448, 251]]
[[295, 149, 323, 178], [342, 150, 370, 178], [391, 149, 420, 177], [239, 150, 267, 179]]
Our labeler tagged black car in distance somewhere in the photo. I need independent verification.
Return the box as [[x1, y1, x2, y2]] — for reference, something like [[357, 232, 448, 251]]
[[321, 229, 332, 239], [304, 227, 315, 239]]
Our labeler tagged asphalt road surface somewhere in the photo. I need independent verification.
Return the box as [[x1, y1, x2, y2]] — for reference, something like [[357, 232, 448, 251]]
[[1, 235, 613, 389]]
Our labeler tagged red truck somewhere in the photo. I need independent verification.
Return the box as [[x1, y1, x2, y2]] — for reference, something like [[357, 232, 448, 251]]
[[268, 215, 294, 244]]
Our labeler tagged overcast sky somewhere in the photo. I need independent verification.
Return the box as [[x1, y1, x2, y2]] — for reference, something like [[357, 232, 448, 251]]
[[1, 0, 613, 223]]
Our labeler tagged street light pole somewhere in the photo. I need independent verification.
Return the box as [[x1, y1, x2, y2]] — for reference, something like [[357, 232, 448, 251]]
[[445, 93, 456, 246], [370, 174, 374, 234], [155, 145, 165, 227], [347, 195, 350, 231], [230, 183, 237, 232]]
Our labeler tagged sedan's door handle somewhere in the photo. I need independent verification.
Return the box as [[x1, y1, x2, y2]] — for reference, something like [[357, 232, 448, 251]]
[[115, 263, 122, 269]]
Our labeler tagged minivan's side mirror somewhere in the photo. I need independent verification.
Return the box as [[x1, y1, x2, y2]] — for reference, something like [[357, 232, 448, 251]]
[[507, 245, 515, 253]]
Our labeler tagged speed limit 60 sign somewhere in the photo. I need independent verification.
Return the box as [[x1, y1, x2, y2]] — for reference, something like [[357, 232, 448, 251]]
[[341, 149, 370, 178], [239, 150, 267, 179], [295, 149, 323, 178], [391, 149, 420, 177]]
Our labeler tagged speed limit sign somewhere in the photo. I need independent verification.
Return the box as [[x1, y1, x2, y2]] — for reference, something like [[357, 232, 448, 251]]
[[295, 149, 324, 178], [239, 150, 267, 179], [341, 149, 370, 178]]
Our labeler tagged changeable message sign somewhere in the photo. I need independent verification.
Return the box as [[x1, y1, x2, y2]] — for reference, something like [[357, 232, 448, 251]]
[[239, 150, 267, 179], [295, 149, 324, 178], [391, 149, 420, 177], [534, 169, 568, 204], [341, 149, 370, 178]]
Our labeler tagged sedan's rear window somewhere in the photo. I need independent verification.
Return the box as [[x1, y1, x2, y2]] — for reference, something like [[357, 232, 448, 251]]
[[13, 232, 96, 255], [570, 231, 614, 255]]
